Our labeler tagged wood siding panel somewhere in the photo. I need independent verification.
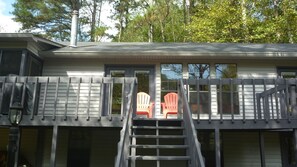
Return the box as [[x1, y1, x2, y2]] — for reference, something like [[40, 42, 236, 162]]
[[223, 132, 261, 167], [56, 129, 69, 167], [264, 132, 282, 167], [0, 128, 9, 150], [223, 132, 282, 167], [42, 129, 53, 167], [41, 59, 104, 118], [20, 128, 38, 166]]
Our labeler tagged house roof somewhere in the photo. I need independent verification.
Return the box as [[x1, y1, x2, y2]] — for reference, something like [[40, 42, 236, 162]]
[[40, 42, 297, 60], [0, 33, 64, 49], [1, 33, 297, 60]]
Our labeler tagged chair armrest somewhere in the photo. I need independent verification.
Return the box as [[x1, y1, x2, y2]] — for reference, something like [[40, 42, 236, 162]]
[[161, 102, 166, 111], [148, 102, 154, 118]]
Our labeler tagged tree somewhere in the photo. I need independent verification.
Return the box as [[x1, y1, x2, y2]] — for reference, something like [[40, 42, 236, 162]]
[[111, 0, 186, 42], [187, 0, 297, 43], [12, 0, 108, 42], [12, 0, 73, 41]]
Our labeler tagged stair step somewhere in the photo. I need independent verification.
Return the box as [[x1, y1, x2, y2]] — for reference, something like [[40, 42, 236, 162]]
[[131, 135, 186, 139], [128, 156, 190, 161], [130, 145, 188, 149], [132, 126, 184, 129]]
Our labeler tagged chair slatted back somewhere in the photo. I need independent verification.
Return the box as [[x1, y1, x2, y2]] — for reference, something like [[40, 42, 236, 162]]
[[164, 93, 178, 111], [137, 92, 150, 111]]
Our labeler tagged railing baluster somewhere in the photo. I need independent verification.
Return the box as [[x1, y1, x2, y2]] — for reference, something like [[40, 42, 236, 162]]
[[270, 94, 274, 119], [109, 79, 114, 121], [120, 78, 125, 120], [208, 78, 211, 122], [196, 79, 200, 123], [253, 79, 257, 122], [274, 79, 280, 122], [290, 79, 296, 117], [75, 78, 81, 120], [42, 77, 49, 120], [9, 77, 17, 108], [263, 79, 269, 122], [219, 79, 223, 123], [0, 77, 6, 117], [64, 77, 70, 120], [230, 79, 234, 122], [242, 79, 245, 123], [53, 77, 60, 120], [98, 79, 104, 121], [86, 77, 92, 121], [30, 77, 38, 120], [21, 77, 27, 108], [285, 79, 290, 122]]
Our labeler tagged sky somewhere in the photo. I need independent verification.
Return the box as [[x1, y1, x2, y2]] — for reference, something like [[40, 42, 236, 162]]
[[0, 0, 116, 41], [0, 0, 21, 33]]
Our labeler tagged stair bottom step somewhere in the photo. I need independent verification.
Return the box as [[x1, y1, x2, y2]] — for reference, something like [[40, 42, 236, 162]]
[[128, 156, 190, 161]]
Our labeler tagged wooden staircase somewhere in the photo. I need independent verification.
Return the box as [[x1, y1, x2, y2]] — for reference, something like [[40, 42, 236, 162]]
[[128, 119, 190, 167]]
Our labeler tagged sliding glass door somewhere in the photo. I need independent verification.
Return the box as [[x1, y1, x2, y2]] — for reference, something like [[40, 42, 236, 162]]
[[105, 65, 155, 116]]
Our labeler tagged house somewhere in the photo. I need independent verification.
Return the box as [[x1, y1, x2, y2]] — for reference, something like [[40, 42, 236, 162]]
[[0, 33, 296, 167]]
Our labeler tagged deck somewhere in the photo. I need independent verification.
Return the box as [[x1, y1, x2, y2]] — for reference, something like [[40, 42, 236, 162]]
[[0, 76, 296, 130]]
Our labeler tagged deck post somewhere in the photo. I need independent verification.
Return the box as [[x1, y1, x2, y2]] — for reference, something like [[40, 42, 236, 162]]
[[35, 128, 45, 166], [215, 128, 221, 167], [50, 125, 58, 167], [259, 131, 266, 167], [294, 129, 297, 165], [7, 126, 21, 167], [290, 85, 296, 117]]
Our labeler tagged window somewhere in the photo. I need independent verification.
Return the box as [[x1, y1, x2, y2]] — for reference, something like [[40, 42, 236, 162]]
[[27, 53, 42, 76], [215, 64, 239, 114], [0, 50, 22, 76], [161, 64, 182, 102], [188, 64, 210, 114], [278, 67, 297, 78]]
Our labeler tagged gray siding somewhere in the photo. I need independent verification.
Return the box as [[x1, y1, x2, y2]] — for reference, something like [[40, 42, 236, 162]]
[[0, 128, 8, 151], [41, 59, 104, 118], [20, 128, 38, 166], [223, 132, 281, 167]]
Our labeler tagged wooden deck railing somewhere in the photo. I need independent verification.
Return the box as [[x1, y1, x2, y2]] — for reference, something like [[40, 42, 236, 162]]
[[183, 78, 297, 122], [178, 80, 205, 167], [115, 78, 137, 167], [0, 76, 137, 123]]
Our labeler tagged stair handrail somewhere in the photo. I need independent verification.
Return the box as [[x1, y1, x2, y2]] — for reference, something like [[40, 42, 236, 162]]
[[115, 78, 137, 167], [179, 79, 205, 167]]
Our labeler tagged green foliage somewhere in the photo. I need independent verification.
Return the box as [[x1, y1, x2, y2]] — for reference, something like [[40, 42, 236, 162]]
[[187, 0, 297, 43], [12, 0, 108, 42], [12, 0, 297, 43], [12, 0, 72, 41], [111, 0, 186, 42]]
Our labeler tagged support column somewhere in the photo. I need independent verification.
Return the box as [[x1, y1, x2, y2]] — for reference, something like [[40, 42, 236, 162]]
[[35, 128, 45, 166], [7, 126, 21, 167], [259, 131, 266, 167], [294, 129, 297, 165], [215, 129, 221, 167], [50, 126, 58, 167]]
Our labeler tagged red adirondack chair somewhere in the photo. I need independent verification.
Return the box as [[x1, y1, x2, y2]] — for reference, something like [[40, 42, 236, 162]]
[[136, 92, 153, 118], [161, 92, 178, 118]]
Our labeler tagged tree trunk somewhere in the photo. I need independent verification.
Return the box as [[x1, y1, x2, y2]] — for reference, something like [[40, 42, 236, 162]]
[[90, 0, 97, 42], [148, 23, 153, 42], [241, 0, 248, 42]]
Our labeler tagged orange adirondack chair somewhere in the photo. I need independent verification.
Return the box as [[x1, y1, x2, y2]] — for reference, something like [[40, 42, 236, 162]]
[[136, 92, 153, 118], [161, 92, 178, 118]]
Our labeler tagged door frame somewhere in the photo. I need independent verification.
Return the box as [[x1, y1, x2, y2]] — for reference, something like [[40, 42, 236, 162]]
[[105, 65, 156, 116]]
